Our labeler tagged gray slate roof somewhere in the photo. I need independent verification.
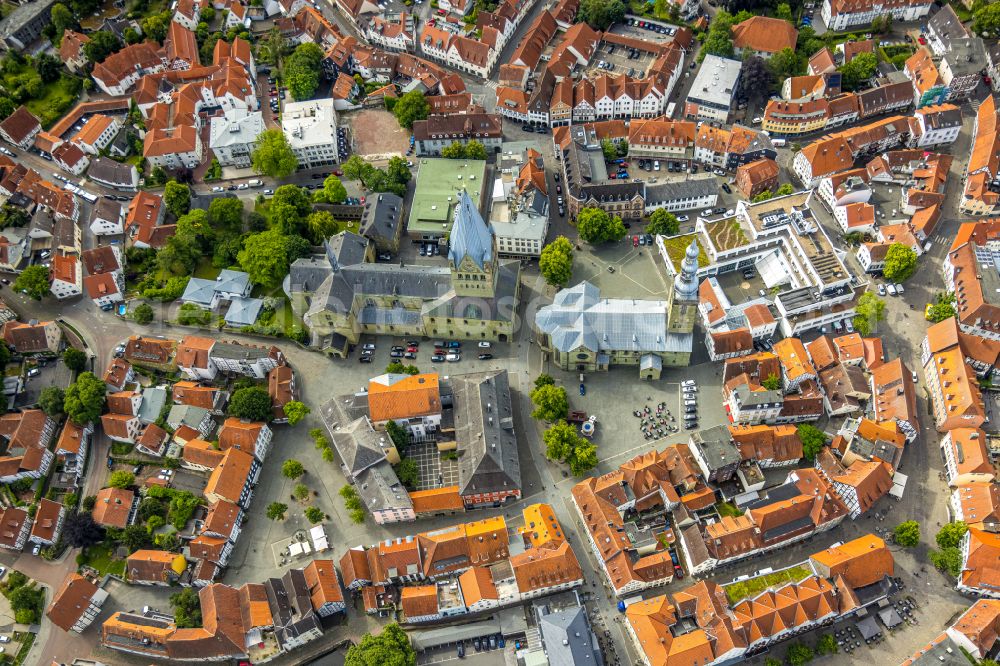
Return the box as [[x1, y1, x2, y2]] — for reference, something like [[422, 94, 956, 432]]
[[448, 190, 493, 270], [535, 281, 687, 354], [330, 416, 389, 477], [325, 231, 369, 271], [537, 605, 603, 666], [225, 297, 264, 326], [360, 193, 404, 243], [452, 370, 520, 497], [645, 177, 717, 205]]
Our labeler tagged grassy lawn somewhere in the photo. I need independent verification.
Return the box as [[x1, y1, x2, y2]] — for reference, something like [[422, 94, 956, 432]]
[[21, 75, 81, 129], [661, 233, 710, 272], [715, 501, 743, 518], [81, 542, 126, 577], [724, 565, 813, 603]]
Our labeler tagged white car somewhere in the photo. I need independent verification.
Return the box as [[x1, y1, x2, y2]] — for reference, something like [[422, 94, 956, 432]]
[[0, 635, 9, 643], [211, 186, 224, 192], [681, 380, 696, 387], [478, 342, 491, 348], [236, 183, 249, 190], [446, 353, 461, 362], [677, 215, 689, 222]]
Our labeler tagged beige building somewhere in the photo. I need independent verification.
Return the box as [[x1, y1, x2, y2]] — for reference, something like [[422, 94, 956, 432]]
[[285, 192, 520, 356]]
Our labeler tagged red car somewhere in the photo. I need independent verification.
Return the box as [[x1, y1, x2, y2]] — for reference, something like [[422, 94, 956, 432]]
[[918, 35, 926, 45], [436, 8, 445, 14], [632, 235, 639, 247], [406, 346, 418, 353], [333, 169, 343, 176]]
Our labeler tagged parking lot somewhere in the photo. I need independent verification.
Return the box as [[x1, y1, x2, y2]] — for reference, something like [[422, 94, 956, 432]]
[[586, 41, 655, 79], [609, 19, 681, 46], [15, 358, 72, 409]]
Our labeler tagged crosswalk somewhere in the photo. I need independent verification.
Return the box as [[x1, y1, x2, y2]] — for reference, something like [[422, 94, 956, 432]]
[[483, 80, 498, 91]]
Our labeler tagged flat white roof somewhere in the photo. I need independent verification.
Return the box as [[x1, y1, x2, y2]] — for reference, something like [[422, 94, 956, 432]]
[[281, 98, 337, 151], [689, 55, 742, 108]]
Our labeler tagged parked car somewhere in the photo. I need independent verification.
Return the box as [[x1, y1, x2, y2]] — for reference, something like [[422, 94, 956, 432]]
[[579, 383, 586, 396], [478, 341, 491, 348], [431, 355, 445, 363], [362, 343, 376, 350], [446, 353, 461, 362], [478, 353, 493, 360]]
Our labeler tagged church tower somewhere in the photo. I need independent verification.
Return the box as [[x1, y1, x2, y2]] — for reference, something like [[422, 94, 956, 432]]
[[667, 238, 700, 335], [449, 191, 497, 298]]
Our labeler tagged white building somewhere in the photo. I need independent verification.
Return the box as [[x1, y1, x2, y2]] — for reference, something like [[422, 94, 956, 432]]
[[821, 0, 932, 31], [914, 104, 963, 147], [88, 199, 125, 237], [209, 110, 264, 168], [282, 99, 339, 169], [685, 55, 742, 123], [50, 255, 83, 300]]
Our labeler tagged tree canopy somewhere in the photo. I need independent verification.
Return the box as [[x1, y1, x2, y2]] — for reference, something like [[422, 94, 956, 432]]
[[312, 175, 348, 204], [163, 181, 191, 218], [228, 387, 273, 421], [251, 128, 298, 178], [208, 197, 245, 231], [700, 10, 735, 61], [539, 236, 574, 287], [530, 384, 569, 422], [38, 386, 64, 417], [797, 423, 826, 460], [392, 90, 430, 129], [82, 30, 121, 63], [285, 42, 324, 100], [926, 292, 957, 323], [170, 588, 202, 629], [108, 470, 134, 489], [840, 51, 878, 90], [345, 624, 416, 666], [973, 2, 1000, 37], [854, 291, 886, 336], [883, 243, 917, 282], [266, 502, 288, 520], [893, 520, 920, 547], [63, 347, 88, 373], [576, 0, 625, 30], [284, 401, 310, 425], [13, 265, 50, 300], [282, 459, 305, 479], [647, 209, 679, 236], [64, 372, 106, 425], [238, 228, 291, 287], [543, 421, 599, 476], [936, 521, 968, 550], [577, 207, 627, 244]]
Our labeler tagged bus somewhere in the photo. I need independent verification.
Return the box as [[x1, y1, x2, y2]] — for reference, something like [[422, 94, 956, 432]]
[[665, 102, 677, 119]]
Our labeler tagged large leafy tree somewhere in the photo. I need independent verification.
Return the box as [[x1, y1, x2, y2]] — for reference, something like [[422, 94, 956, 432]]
[[797, 423, 826, 460], [285, 42, 325, 100], [345, 624, 416, 666], [854, 291, 886, 336], [936, 521, 968, 550], [163, 181, 191, 218], [840, 51, 878, 90], [973, 2, 1000, 37], [312, 175, 347, 204], [741, 56, 773, 101], [769, 47, 804, 80], [238, 228, 291, 287], [228, 387, 273, 421], [251, 128, 298, 178], [62, 512, 104, 547], [699, 10, 735, 61], [539, 236, 574, 287], [13, 265, 50, 300], [208, 197, 244, 231], [170, 589, 202, 629], [38, 386, 64, 416], [930, 546, 963, 577], [108, 470, 134, 489], [926, 292, 957, 323], [647, 209, 679, 236], [266, 502, 288, 520], [82, 30, 121, 63], [576, 0, 625, 30], [392, 90, 430, 129], [893, 520, 920, 547], [883, 243, 917, 282], [530, 384, 569, 422], [282, 459, 305, 479], [51, 3, 76, 36], [577, 207, 627, 244], [64, 372, 106, 425], [156, 229, 200, 275], [283, 401, 310, 426], [63, 347, 88, 373], [306, 210, 339, 243]]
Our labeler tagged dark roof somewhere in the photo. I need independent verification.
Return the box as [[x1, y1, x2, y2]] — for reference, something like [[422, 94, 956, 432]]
[[453, 370, 520, 497], [360, 193, 403, 244], [88, 156, 137, 187]]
